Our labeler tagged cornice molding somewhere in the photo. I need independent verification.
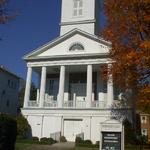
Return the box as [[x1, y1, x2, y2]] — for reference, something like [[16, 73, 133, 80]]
[[60, 19, 96, 26], [27, 58, 114, 67]]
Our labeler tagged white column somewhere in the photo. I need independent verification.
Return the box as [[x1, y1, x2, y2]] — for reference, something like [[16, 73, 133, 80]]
[[107, 64, 114, 107], [86, 65, 92, 108], [39, 66, 47, 107], [24, 67, 32, 108], [58, 66, 65, 107]]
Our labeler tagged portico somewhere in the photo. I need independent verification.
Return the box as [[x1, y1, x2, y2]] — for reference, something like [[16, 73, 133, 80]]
[[23, 61, 114, 109]]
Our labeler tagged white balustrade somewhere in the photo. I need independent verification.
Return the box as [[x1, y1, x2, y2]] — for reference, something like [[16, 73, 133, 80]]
[[28, 101, 38, 107], [91, 101, 104, 108], [63, 101, 74, 108], [44, 101, 58, 108], [76, 101, 86, 108], [27, 99, 105, 109]]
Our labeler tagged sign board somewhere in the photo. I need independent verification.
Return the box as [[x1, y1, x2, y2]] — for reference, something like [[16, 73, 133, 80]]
[[100, 119, 124, 150], [101, 132, 121, 150]]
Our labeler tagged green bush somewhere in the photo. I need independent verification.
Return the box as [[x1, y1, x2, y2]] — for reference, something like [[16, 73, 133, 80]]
[[59, 136, 67, 142], [40, 137, 49, 144], [75, 137, 83, 144], [0, 113, 17, 150], [84, 140, 92, 145], [40, 137, 57, 145], [48, 138, 57, 144], [16, 114, 30, 139], [75, 137, 98, 148], [31, 137, 39, 141]]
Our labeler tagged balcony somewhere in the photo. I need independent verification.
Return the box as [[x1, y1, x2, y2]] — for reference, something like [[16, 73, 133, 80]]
[[27, 100, 105, 109]]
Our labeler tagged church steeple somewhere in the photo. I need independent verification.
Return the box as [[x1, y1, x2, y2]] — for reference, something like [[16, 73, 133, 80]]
[[60, 0, 100, 36]]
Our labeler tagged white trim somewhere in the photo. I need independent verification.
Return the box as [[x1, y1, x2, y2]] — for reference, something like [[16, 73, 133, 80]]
[[141, 128, 148, 136], [25, 53, 110, 60], [60, 20, 96, 26], [23, 29, 111, 60], [27, 58, 114, 67]]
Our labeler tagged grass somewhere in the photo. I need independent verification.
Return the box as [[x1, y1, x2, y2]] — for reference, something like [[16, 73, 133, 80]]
[[15, 141, 149, 150], [15, 142, 34, 150]]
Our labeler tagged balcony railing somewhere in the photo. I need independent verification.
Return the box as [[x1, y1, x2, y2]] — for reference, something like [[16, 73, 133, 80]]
[[44, 101, 58, 108], [91, 101, 105, 108], [28, 101, 38, 107], [63, 101, 86, 108], [27, 100, 105, 109]]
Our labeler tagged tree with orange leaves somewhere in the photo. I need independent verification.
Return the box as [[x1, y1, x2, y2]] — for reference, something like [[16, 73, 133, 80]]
[[102, 0, 150, 112]]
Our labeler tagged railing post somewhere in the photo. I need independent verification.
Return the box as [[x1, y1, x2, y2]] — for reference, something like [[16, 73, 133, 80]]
[[73, 93, 76, 107]]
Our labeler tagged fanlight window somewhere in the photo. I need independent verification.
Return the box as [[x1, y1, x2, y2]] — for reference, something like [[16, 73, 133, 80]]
[[69, 43, 84, 51]]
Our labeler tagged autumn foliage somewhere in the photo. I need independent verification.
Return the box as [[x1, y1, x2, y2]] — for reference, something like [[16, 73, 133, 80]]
[[102, 0, 150, 112]]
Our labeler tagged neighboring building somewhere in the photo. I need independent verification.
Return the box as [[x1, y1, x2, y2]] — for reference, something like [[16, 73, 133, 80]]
[[0, 65, 19, 116], [22, 0, 123, 142], [140, 113, 150, 143]]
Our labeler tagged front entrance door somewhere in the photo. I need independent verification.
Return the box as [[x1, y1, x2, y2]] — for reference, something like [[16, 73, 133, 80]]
[[64, 119, 82, 141]]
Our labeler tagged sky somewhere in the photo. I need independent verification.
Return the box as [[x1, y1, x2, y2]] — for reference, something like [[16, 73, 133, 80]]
[[0, 0, 106, 81]]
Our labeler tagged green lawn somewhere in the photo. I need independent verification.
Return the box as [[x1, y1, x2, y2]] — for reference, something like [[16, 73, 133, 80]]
[[15, 142, 34, 150], [15, 142, 147, 150]]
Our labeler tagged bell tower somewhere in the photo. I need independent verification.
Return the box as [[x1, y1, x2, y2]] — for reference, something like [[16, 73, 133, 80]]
[[60, 0, 100, 35]]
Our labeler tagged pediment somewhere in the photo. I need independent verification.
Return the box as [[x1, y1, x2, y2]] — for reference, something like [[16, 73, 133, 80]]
[[23, 29, 111, 60]]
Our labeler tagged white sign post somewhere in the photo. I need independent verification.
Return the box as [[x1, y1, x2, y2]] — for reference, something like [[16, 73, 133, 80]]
[[100, 119, 124, 150]]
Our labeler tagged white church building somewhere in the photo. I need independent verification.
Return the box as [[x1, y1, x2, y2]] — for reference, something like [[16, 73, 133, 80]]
[[22, 0, 115, 143]]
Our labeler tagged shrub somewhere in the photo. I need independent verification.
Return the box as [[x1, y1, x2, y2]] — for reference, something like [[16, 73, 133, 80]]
[[83, 140, 92, 145], [0, 113, 17, 150], [16, 114, 30, 139], [40, 137, 57, 145], [31, 137, 39, 141], [49, 138, 57, 144], [59, 136, 67, 142], [75, 137, 98, 148], [75, 137, 83, 144], [40, 137, 49, 144]]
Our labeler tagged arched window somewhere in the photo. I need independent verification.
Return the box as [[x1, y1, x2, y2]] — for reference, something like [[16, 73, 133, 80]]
[[69, 43, 84, 51], [73, 0, 83, 16]]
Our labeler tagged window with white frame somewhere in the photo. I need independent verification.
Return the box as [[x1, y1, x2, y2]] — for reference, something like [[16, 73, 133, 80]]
[[141, 128, 148, 136], [73, 0, 83, 17], [141, 116, 147, 124]]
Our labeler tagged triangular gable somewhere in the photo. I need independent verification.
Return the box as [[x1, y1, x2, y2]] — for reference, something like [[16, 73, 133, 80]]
[[23, 29, 111, 60]]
